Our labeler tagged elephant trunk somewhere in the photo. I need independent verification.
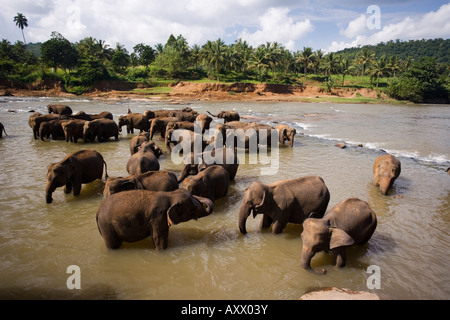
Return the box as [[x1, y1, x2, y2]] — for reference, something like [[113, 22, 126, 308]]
[[238, 203, 252, 234], [45, 180, 57, 204], [288, 134, 295, 147], [300, 247, 327, 275], [379, 176, 392, 195], [207, 111, 218, 118]]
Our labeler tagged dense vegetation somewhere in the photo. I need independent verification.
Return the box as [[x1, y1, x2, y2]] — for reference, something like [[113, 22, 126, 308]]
[[1, 30, 449, 103]]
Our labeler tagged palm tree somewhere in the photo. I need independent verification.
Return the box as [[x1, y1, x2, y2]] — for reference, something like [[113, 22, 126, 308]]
[[387, 55, 401, 77], [249, 45, 270, 82], [340, 57, 355, 86], [324, 52, 339, 77], [14, 13, 28, 45], [370, 55, 389, 87], [201, 39, 226, 82], [297, 47, 314, 80], [312, 49, 324, 74], [357, 47, 375, 81]]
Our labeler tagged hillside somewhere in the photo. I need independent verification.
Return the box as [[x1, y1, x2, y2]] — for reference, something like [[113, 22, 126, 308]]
[[336, 38, 450, 63]]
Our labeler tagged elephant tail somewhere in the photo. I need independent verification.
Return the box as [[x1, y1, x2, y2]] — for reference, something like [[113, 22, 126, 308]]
[[2, 127, 8, 136], [103, 160, 109, 180]]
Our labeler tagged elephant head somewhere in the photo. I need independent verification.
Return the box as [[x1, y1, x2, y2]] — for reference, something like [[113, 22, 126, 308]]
[[167, 191, 214, 226], [300, 217, 354, 274], [374, 154, 401, 195], [279, 126, 297, 147], [139, 141, 163, 158], [83, 121, 99, 142], [117, 115, 128, 133], [45, 161, 75, 204], [195, 114, 213, 133], [238, 181, 269, 234]]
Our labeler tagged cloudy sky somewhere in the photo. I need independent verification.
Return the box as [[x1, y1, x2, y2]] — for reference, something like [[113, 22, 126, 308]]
[[1, 0, 449, 52]]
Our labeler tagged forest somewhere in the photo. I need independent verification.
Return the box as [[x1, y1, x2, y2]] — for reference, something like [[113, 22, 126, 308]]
[[1, 31, 449, 103]]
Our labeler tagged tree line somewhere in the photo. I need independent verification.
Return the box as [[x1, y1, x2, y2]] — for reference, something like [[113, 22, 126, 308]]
[[1, 30, 449, 102]]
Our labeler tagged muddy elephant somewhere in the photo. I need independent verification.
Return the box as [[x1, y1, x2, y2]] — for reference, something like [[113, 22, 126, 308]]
[[212, 121, 275, 150], [149, 117, 179, 140], [129, 132, 163, 157], [103, 171, 178, 197], [47, 104, 73, 116], [165, 128, 208, 153], [373, 154, 401, 195], [61, 119, 86, 143], [118, 113, 150, 134], [0, 122, 8, 138], [126, 141, 161, 175], [301, 198, 377, 273], [83, 118, 119, 142], [195, 114, 213, 134], [276, 124, 297, 147], [178, 147, 239, 183], [239, 176, 330, 234], [169, 111, 197, 122], [71, 111, 113, 121], [182, 165, 230, 202], [96, 188, 214, 250], [46, 149, 108, 204], [39, 119, 68, 141], [207, 110, 240, 123], [30, 113, 60, 139]]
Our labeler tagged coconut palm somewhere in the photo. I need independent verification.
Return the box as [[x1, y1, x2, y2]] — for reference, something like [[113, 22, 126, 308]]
[[297, 47, 314, 80], [340, 57, 355, 86], [357, 47, 375, 81], [370, 55, 389, 87], [201, 39, 226, 82], [14, 13, 28, 45]]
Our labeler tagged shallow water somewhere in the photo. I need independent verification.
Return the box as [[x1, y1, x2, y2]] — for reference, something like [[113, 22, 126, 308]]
[[0, 97, 449, 300]]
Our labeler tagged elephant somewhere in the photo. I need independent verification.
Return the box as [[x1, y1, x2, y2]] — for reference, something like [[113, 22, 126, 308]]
[[169, 111, 197, 122], [144, 107, 197, 120], [373, 154, 401, 195], [0, 122, 8, 138], [165, 128, 208, 153], [118, 113, 150, 134], [46, 149, 108, 204], [96, 188, 214, 250], [195, 113, 213, 134], [47, 104, 73, 116], [239, 176, 330, 234], [149, 117, 179, 140], [300, 198, 377, 273], [83, 118, 119, 142], [103, 171, 179, 197], [30, 113, 60, 139], [275, 124, 297, 147], [61, 119, 87, 143], [71, 111, 113, 121], [126, 141, 161, 175], [207, 110, 240, 123], [177, 147, 239, 183], [39, 119, 68, 141], [182, 165, 230, 202], [129, 132, 163, 157], [211, 121, 275, 150]]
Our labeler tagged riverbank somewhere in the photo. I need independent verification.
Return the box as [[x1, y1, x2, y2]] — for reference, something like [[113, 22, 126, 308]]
[[0, 79, 406, 104]]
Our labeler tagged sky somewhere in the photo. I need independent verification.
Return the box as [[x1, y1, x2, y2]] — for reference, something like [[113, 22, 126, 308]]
[[1, 0, 449, 53]]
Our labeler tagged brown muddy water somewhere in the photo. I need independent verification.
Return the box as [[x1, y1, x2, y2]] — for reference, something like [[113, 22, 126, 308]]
[[0, 97, 449, 300]]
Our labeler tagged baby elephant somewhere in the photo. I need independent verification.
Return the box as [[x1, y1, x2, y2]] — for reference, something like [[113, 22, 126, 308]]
[[96, 189, 214, 250], [103, 171, 179, 197], [182, 165, 230, 202], [300, 198, 377, 274], [46, 149, 108, 204], [373, 154, 401, 195]]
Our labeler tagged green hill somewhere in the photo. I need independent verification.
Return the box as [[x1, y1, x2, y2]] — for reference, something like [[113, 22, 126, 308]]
[[336, 38, 450, 63]]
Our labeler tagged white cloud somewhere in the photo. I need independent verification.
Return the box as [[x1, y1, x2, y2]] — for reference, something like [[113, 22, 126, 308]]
[[328, 2, 450, 52], [240, 7, 314, 50], [340, 14, 368, 38]]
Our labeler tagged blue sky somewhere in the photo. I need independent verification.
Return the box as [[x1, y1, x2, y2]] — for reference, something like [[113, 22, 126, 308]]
[[1, 0, 449, 52]]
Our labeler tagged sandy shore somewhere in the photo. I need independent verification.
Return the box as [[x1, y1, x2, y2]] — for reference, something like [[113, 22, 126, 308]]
[[1, 80, 392, 104]]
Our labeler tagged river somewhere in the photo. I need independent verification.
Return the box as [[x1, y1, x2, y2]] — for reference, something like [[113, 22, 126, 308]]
[[0, 97, 449, 300]]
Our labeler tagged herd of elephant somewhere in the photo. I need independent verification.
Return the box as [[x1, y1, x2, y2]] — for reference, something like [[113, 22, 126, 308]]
[[25, 104, 402, 273]]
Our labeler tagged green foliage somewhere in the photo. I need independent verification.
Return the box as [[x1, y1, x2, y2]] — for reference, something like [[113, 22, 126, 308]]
[[387, 57, 449, 103], [41, 32, 79, 71]]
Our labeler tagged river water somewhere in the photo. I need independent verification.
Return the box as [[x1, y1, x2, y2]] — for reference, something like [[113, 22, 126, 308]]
[[0, 97, 449, 300]]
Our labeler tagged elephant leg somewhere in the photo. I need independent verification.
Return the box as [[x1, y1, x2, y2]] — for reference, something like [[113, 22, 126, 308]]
[[332, 247, 347, 268], [261, 214, 273, 229], [64, 183, 72, 194], [101, 227, 122, 249], [153, 228, 169, 251], [72, 182, 82, 196], [272, 219, 287, 234]]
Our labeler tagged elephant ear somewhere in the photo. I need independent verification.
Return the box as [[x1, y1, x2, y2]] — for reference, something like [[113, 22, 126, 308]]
[[279, 128, 287, 143], [167, 203, 181, 226], [329, 228, 354, 250], [121, 181, 136, 191], [271, 185, 295, 212]]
